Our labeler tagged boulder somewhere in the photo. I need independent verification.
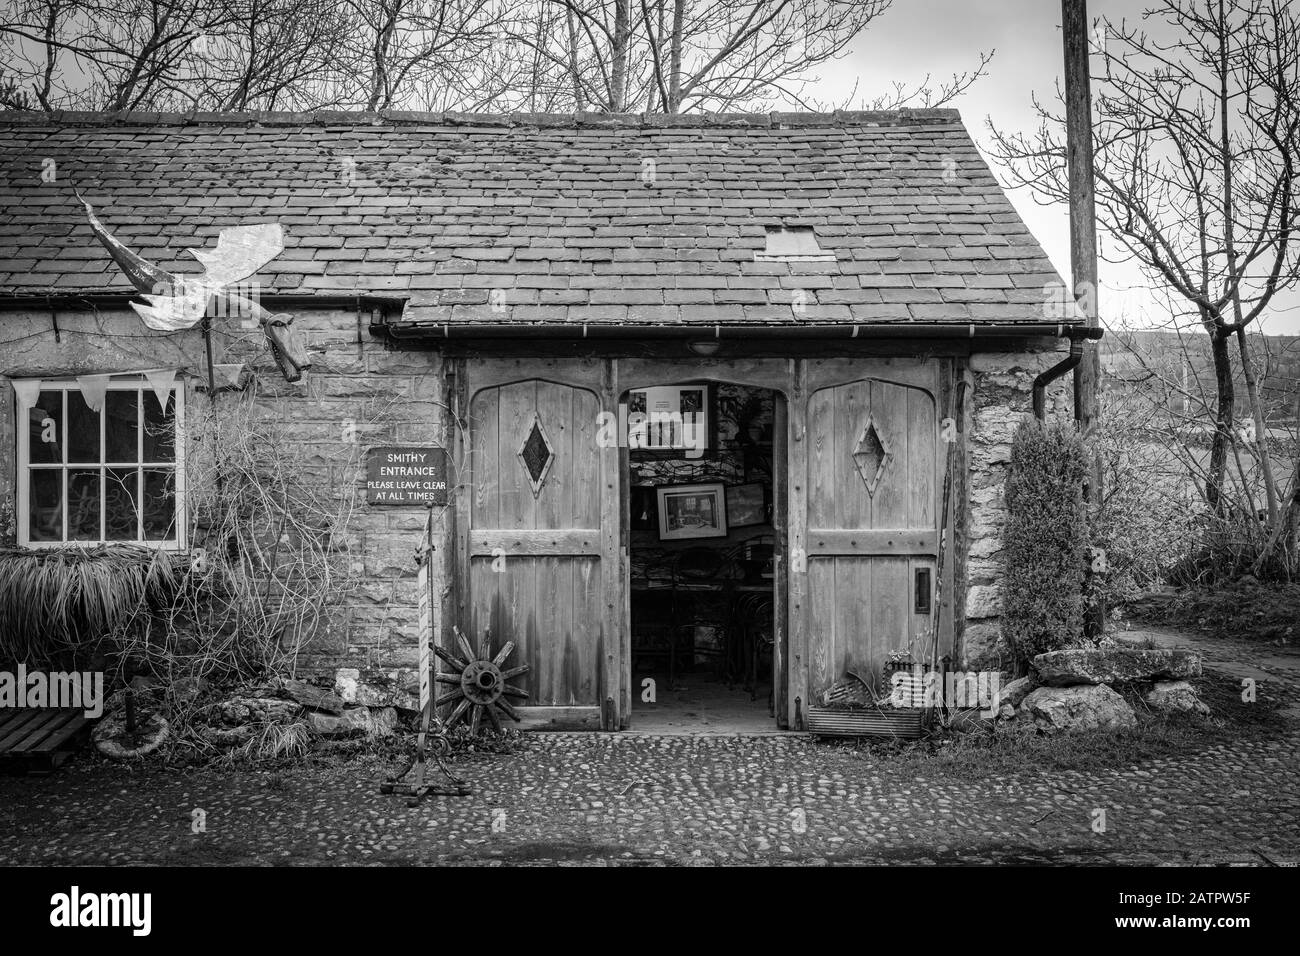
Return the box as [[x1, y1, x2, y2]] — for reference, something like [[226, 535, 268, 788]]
[[1032, 648, 1201, 687], [219, 696, 300, 724], [998, 676, 1036, 709], [1021, 684, 1137, 733], [305, 706, 398, 738], [1145, 680, 1210, 715], [334, 667, 420, 712], [283, 678, 344, 715], [997, 704, 1017, 720]]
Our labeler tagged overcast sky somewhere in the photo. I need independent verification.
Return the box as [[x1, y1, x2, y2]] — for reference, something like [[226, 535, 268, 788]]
[[816, 0, 1300, 336]]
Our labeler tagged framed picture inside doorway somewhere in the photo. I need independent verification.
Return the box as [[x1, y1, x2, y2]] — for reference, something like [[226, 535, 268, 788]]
[[725, 482, 767, 528], [627, 384, 713, 455], [656, 483, 727, 540]]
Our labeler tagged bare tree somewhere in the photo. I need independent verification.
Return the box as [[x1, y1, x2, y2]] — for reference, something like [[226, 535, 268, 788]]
[[1102, 327, 1299, 578], [330, 0, 511, 111], [988, 0, 1300, 542], [0, 0, 520, 110], [0, 0, 351, 110], [855, 51, 993, 111], [532, 0, 884, 113], [3, 0, 991, 113], [2, 0, 221, 110], [191, 0, 350, 110], [498, 0, 990, 113]]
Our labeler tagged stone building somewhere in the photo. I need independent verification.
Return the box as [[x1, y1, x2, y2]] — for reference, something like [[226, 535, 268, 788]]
[[0, 110, 1081, 731]]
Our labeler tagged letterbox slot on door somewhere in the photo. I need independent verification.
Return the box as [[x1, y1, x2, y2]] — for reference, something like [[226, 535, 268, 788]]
[[914, 567, 932, 614]]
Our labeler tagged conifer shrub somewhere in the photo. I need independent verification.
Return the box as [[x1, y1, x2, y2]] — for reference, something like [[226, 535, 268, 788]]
[[1001, 421, 1088, 671]]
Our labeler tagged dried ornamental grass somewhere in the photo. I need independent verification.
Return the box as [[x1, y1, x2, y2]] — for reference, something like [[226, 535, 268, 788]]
[[0, 544, 179, 664], [232, 718, 313, 763]]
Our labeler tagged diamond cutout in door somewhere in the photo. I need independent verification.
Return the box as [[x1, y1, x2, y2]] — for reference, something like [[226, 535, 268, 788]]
[[852, 417, 892, 495], [518, 414, 555, 497]]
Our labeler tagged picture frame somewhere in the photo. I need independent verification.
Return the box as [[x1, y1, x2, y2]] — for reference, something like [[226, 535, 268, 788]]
[[725, 482, 767, 528], [656, 483, 728, 540], [628, 384, 713, 456]]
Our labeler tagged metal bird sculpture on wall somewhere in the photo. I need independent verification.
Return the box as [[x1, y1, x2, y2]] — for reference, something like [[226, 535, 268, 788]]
[[76, 193, 313, 382]]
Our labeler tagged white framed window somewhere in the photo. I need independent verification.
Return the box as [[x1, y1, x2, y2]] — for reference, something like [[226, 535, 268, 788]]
[[15, 378, 185, 548]]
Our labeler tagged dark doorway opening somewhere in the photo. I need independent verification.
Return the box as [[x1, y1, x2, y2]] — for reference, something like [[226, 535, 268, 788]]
[[625, 381, 784, 733]]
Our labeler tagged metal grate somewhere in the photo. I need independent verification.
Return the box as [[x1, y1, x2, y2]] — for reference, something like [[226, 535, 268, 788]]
[[806, 705, 924, 739]]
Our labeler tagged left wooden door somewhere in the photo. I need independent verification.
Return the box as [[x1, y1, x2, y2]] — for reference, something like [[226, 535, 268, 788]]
[[465, 379, 608, 721]]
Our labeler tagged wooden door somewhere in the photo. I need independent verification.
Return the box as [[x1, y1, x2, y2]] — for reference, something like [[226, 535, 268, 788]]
[[803, 377, 940, 706], [466, 379, 607, 720]]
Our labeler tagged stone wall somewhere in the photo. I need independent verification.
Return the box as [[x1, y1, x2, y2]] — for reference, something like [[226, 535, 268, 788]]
[[247, 311, 446, 682], [0, 306, 444, 682], [962, 345, 1074, 668]]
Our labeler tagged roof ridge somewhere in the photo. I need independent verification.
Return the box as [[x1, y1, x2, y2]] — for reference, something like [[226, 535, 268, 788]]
[[0, 108, 962, 129]]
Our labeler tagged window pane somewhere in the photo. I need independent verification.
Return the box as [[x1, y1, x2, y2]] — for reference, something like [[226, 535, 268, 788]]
[[143, 392, 176, 463], [29, 390, 63, 464], [68, 469, 102, 541], [104, 467, 139, 540], [28, 470, 62, 541], [105, 390, 138, 463], [143, 469, 176, 540], [67, 390, 101, 463]]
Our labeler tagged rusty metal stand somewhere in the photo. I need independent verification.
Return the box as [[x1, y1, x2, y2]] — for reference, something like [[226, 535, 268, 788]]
[[381, 707, 471, 807], [380, 504, 472, 807]]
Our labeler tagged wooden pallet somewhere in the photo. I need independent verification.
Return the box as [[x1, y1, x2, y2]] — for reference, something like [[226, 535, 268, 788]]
[[0, 708, 92, 774]]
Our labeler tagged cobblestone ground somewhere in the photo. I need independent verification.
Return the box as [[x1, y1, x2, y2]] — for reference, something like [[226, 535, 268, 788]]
[[1, 728, 1297, 866], [1, 632, 1297, 867]]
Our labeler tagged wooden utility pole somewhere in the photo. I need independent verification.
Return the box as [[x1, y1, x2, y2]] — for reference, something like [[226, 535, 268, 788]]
[[1061, 0, 1105, 638]]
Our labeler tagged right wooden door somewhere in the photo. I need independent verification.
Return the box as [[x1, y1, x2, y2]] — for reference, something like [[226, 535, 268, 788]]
[[804, 376, 940, 704]]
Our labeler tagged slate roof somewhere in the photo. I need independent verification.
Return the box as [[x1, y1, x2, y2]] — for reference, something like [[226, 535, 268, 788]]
[[0, 110, 1078, 331]]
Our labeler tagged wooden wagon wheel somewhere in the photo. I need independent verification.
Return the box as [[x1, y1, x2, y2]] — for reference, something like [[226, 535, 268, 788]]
[[433, 626, 530, 734]]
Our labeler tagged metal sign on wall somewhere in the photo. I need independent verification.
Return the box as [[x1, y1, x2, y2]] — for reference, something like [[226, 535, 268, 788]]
[[366, 446, 449, 505]]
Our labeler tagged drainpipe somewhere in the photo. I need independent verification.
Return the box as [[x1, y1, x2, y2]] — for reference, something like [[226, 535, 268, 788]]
[[1033, 326, 1104, 421]]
